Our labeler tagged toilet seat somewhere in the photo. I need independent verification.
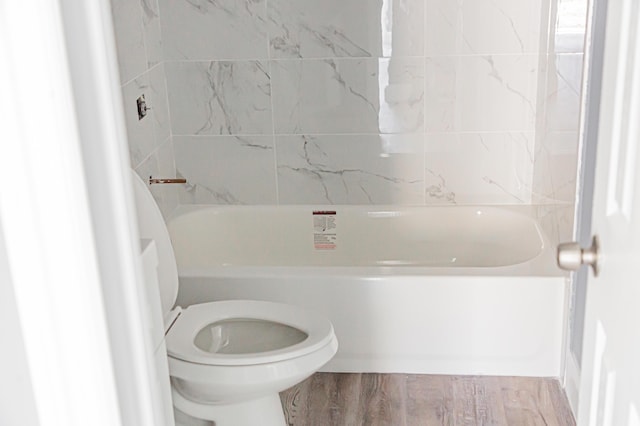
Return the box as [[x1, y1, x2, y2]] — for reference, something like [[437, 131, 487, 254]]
[[166, 300, 335, 366]]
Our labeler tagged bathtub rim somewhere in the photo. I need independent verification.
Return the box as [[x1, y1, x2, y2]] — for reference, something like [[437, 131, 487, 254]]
[[168, 204, 565, 277]]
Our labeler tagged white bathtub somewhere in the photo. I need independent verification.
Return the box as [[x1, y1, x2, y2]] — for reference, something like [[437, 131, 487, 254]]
[[168, 205, 567, 377]]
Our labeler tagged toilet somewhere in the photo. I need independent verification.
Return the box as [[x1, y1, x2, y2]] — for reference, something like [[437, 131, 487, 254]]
[[131, 172, 338, 426]]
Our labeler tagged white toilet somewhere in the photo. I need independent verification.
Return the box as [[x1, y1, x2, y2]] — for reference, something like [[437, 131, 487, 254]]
[[131, 173, 339, 426]]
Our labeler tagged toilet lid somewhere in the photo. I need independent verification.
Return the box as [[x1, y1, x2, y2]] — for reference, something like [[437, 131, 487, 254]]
[[165, 300, 335, 366]]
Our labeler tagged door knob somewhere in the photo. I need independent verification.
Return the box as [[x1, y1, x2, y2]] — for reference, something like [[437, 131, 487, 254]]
[[557, 235, 600, 276]]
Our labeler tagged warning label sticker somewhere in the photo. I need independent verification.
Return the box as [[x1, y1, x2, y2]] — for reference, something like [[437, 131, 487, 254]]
[[313, 210, 337, 250]]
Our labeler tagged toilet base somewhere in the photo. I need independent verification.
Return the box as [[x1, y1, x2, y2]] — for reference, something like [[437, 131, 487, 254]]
[[172, 388, 286, 426]]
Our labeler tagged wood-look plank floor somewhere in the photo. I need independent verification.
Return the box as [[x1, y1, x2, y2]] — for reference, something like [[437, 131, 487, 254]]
[[280, 373, 575, 426]]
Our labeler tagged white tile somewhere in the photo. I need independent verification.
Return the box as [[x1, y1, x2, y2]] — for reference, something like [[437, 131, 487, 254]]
[[122, 73, 156, 168], [134, 151, 160, 204], [160, 0, 268, 60], [174, 136, 277, 204], [110, 0, 147, 83], [147, 64, 171, 145], [276, 134, 424, 204], [268, 0, 423, 58], [140, 0, 163, 68], [424, 132, 535, 204], [272, 58, 424, 134], [532, 131, 579, 203], [133, 142, 179, 218], [425, 0, 543, 55], [534, 204, 560, 246], [425, 55, 539, 132], [534, 203, 574, 249], [154, 140, 179, 217], [544, 54, 584, 132], [553, 0, 588, 53], [165, 61, 272, 135]]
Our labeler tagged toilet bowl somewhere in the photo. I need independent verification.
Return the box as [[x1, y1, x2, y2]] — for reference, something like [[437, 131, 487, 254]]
[[131, 172, 338, 426]]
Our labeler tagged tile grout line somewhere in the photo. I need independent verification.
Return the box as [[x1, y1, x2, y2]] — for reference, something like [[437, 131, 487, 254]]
[[423, 0, 427, 207], [264, 0, 280, 206], [423, 0, 428, 206], [170, 131, 540, 138], [159, 52, 555, 64]]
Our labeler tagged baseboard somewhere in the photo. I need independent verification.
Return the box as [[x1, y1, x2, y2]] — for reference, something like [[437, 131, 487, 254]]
[[322, 356, 561, 377], [563, 351, 581, 418]]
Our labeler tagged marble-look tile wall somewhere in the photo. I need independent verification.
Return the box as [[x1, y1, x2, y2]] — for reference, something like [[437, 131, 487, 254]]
[[532, 0, 587, 245], [110, 0, 178, 217], [159, 0, 582, 206]]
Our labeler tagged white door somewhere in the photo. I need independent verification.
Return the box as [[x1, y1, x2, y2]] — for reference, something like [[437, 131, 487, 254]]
[[572, 0, 640, 424]]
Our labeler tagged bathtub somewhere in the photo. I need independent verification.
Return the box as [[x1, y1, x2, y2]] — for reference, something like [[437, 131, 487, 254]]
[[167, 205, 567, 377]]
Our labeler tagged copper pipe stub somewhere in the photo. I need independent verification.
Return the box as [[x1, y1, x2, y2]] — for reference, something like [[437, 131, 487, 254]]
[[149, 176, 187, 185]]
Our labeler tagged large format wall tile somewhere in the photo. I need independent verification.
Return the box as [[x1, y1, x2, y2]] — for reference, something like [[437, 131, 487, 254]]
[[268, 0, 423, 58], [111, 0, 146, 83], [425, 0, 543, 55], [272, 58, 424, 134], [122, 73, 156, 168], [153, 139, 180, 216], [425, 55, 538, 132], [134, 138, 179, 218], [165, 61, 272, 135], [424, 133, 535, 204], [121, 66, 171, 169], [276, 135, 424, 204], [134, 149, 158, 187], [160, 0, 268, 60], [544, 54, 584, 132], [131, 0, 584, 210], [111, 0, 177, 216], [174, 136, 277, 204], [147, 64, 171, 144], [141, 0, 163, 68], [532, 131, 579, 203]]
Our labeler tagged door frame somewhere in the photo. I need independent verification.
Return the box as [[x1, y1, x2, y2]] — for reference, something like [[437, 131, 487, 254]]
[[563, 0, 609, 414], [0, 1, 157, 425]]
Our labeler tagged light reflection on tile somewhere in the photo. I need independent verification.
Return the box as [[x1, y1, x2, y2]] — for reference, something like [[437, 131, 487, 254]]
[[272, 58, 424, 134], [425, 133, 535, 204], [268, 0, 423, 58], [532, 131, 579, 203], [425, 0, 543, 55], [425, 55, 539, 132], [553, 0, 588, 53], [544, 54, 584, 132]]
